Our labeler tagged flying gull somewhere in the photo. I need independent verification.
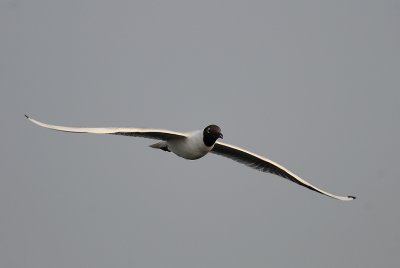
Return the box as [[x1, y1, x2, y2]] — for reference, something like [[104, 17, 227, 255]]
[[25, 115, 355, 201]]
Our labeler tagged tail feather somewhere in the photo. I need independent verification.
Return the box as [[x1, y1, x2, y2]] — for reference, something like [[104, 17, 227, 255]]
[[149, 142, 170, 152]]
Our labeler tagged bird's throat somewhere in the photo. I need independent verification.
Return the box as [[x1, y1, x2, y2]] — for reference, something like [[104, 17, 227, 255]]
[[203, 135, 218, 147]]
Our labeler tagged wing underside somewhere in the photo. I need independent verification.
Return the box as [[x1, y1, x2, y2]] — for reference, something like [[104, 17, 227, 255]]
[[212, 142, 355, 201], [25, 115, 187, 141]]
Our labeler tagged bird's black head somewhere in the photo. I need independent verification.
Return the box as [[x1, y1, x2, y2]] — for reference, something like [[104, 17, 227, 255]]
[[203, 125, 223, 147]]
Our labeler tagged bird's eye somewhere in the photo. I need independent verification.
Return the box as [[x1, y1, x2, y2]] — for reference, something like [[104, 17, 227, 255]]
[[207, 128, 211, 133]]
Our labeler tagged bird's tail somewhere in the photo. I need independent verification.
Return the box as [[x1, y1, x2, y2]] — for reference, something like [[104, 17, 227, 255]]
[[149, 141, 170, 152]]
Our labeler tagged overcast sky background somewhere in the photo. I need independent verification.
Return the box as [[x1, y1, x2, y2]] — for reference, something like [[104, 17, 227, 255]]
[[1, 0, 400, 267]]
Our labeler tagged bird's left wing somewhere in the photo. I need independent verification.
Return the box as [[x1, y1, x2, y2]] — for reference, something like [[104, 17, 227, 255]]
[[211, 141, 355, 201], [25, 115, 187, 141]]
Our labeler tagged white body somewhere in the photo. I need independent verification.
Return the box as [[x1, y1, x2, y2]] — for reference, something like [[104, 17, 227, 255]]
[[168, 131, 213, 160]]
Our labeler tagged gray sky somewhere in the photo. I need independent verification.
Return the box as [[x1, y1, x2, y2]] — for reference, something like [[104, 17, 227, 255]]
[[2, 0, 400, 267]]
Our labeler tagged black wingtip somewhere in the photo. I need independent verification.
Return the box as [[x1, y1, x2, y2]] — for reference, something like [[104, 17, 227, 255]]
[[348, 196, 356, 200]]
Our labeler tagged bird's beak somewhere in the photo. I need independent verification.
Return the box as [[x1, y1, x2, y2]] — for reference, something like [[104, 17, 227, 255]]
[[219, 133, 223, 139]]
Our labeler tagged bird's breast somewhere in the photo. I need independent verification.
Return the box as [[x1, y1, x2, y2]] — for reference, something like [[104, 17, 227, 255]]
[[167, 131, 212, 160]]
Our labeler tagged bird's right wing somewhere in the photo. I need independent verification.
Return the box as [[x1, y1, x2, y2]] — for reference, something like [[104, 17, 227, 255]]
[[25, 115, 187, 141]]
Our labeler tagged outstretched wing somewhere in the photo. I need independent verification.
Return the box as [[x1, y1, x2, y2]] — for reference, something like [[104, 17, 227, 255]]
[[211, 141, 355, 201], [25, 115, 187, 141]]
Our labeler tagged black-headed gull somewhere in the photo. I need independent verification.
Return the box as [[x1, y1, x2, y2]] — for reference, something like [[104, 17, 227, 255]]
[[25, 115, 355, 201]]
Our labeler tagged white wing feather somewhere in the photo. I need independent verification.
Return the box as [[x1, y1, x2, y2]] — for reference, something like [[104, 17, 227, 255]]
[[25, 115, 187, 140]]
